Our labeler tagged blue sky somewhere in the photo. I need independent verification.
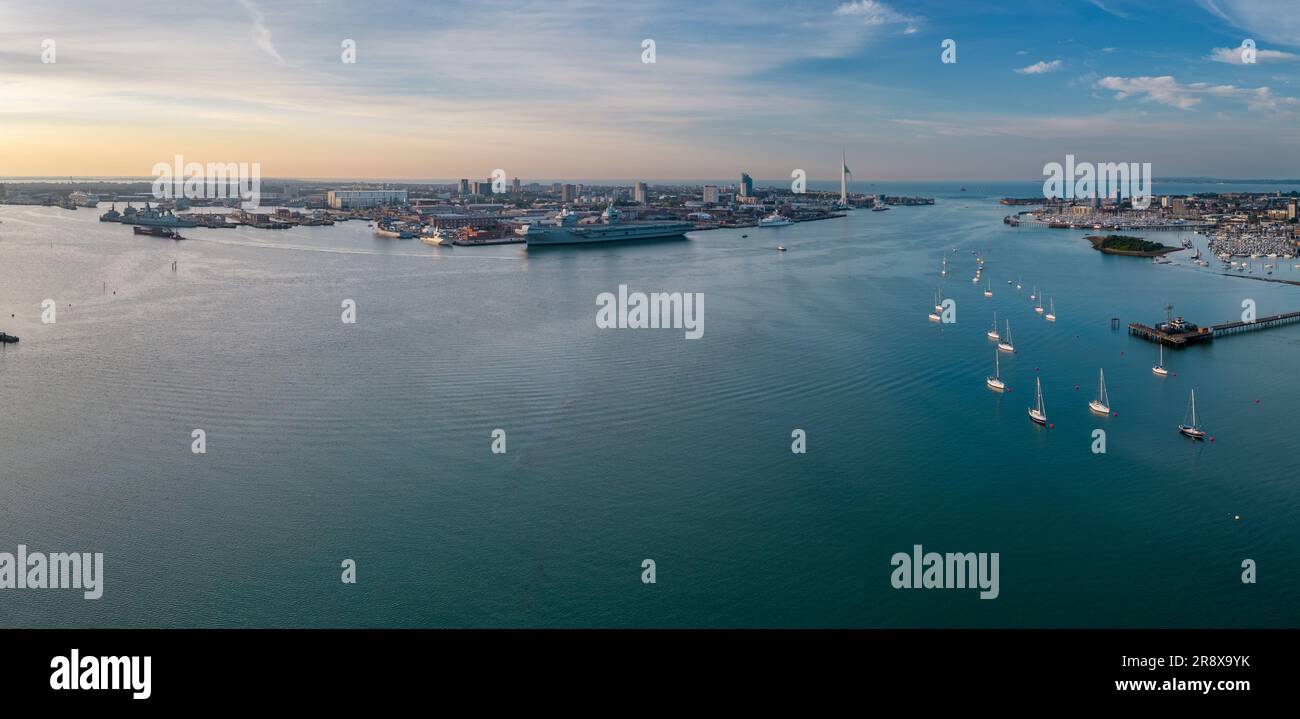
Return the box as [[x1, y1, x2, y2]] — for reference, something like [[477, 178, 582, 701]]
[[0, 0, 1297, 179]]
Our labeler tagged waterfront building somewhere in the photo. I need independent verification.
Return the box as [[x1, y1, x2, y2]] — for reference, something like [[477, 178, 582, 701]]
[[703, 185, 719, 204], [326, 189, 408, 209], [740, 173, 753, 198]]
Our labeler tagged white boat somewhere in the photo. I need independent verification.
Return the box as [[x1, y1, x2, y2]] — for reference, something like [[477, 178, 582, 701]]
[[1016, 276, 1022, 290], [1178, 389, 1206, 440], [941, 257, 947, 276], [1088, 368, 1111, 415], [758, 212, 793, 227], [934, 290, 943, 313], [997, 320, 1015, 353], [421, 228, 452, 246], [1152, 345, 1169, 376], [986, 350, 1006, 391], [986, 311, 1000, 340], [983, 280, 992, 298], [1028, 377, 1047, 425], [1029, 286, 1036, 301], [1045, 298, 1056, 322], [1035, 292, 1045, 314]]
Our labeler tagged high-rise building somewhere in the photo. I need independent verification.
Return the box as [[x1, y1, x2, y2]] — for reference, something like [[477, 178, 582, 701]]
[[634, 181, 647, 204], [458, 179, 470, 195], [471, 180, 491, 196], [551, 182, 563, 194], [702, 185, 719, 204], [512, 177, 521, 194], [1288, 199, 1297, 221], [562, 184, 576, 203], [739, 173, 753, 198]]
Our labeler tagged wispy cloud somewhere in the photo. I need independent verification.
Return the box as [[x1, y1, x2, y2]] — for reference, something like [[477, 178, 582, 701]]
[[1208, 45, 1300, 64], [1016, 60, 1063, 74], [238, 0, 284, 65], [833, 0, 922, 34], [1097, 75, 1300, 114], [1087, 0, 1129, 19]]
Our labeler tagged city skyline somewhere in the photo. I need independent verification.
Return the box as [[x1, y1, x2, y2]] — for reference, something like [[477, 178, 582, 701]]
[[1, 0, 1298, 179]]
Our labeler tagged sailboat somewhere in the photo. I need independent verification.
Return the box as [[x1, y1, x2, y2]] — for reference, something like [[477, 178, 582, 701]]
[[1035, 291, 1045, 315], [983, 279, 993, 298], [941, 256, 947, 277], [986, 311, 1000, 340], [1088, 369, 1111, 415], [1028, 377, 1047, 425], [986, 350, 1006, 391], [1152, 345, 1169, 376], [1045, 298, 1056, 322], [1016, 276, 1022, 290], [934, 290, 943, 313], [1178, 389, 1206, 440], [1029, 286, 1037, 301], [997, 320, 1015, 352]]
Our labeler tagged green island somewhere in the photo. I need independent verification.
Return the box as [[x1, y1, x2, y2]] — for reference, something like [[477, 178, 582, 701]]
[[1084, 234, 1179, 256]]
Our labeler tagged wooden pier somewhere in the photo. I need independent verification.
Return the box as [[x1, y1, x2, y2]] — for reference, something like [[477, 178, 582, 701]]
[[1211, 310, 1300, 336], [1129, 310, 1300, 347]]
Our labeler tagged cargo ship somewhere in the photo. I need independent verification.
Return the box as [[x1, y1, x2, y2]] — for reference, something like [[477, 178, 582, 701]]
[[524, 206, 692, 246]]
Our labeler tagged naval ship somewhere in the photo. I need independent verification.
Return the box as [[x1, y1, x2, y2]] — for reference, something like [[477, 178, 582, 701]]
[[524, 205, 692, 246]]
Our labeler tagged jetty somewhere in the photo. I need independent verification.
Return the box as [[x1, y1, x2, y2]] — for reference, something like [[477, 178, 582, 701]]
[[1128, 304, 1300, 347]]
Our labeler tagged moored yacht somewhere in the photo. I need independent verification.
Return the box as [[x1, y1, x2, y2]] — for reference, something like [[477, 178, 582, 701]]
[[1152, 345, 1169, 376], [1088, 368, 1111, 415], [997, 320, 1015, 353], [1028, 377, 1047, 425], [1178, 389, 1206, 440], [986, 350, 1006, 391]]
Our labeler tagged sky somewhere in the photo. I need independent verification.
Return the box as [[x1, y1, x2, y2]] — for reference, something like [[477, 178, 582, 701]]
[[0, 0, 1298, 181]]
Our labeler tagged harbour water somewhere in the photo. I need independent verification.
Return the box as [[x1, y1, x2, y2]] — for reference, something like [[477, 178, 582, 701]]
[[1, 181, 1297, 627]]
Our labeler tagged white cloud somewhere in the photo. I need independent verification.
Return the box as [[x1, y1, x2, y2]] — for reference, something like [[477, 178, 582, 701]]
[[833, 1, 922, 32], [1208, 46, 1300, 64], [1016, 60, 1063, 74], [1097, 75, 1300, 114], [238, 0, 284, 64]]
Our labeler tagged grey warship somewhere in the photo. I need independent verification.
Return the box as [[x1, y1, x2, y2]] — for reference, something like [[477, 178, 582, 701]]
[[524, 205, 692, 246]]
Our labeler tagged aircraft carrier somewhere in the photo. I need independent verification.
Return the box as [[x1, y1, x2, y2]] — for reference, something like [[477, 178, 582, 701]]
[[524, 205, 693, 246]]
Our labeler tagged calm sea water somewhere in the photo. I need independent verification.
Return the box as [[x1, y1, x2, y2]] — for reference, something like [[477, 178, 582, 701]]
[[1, 181, 1297, 627]]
